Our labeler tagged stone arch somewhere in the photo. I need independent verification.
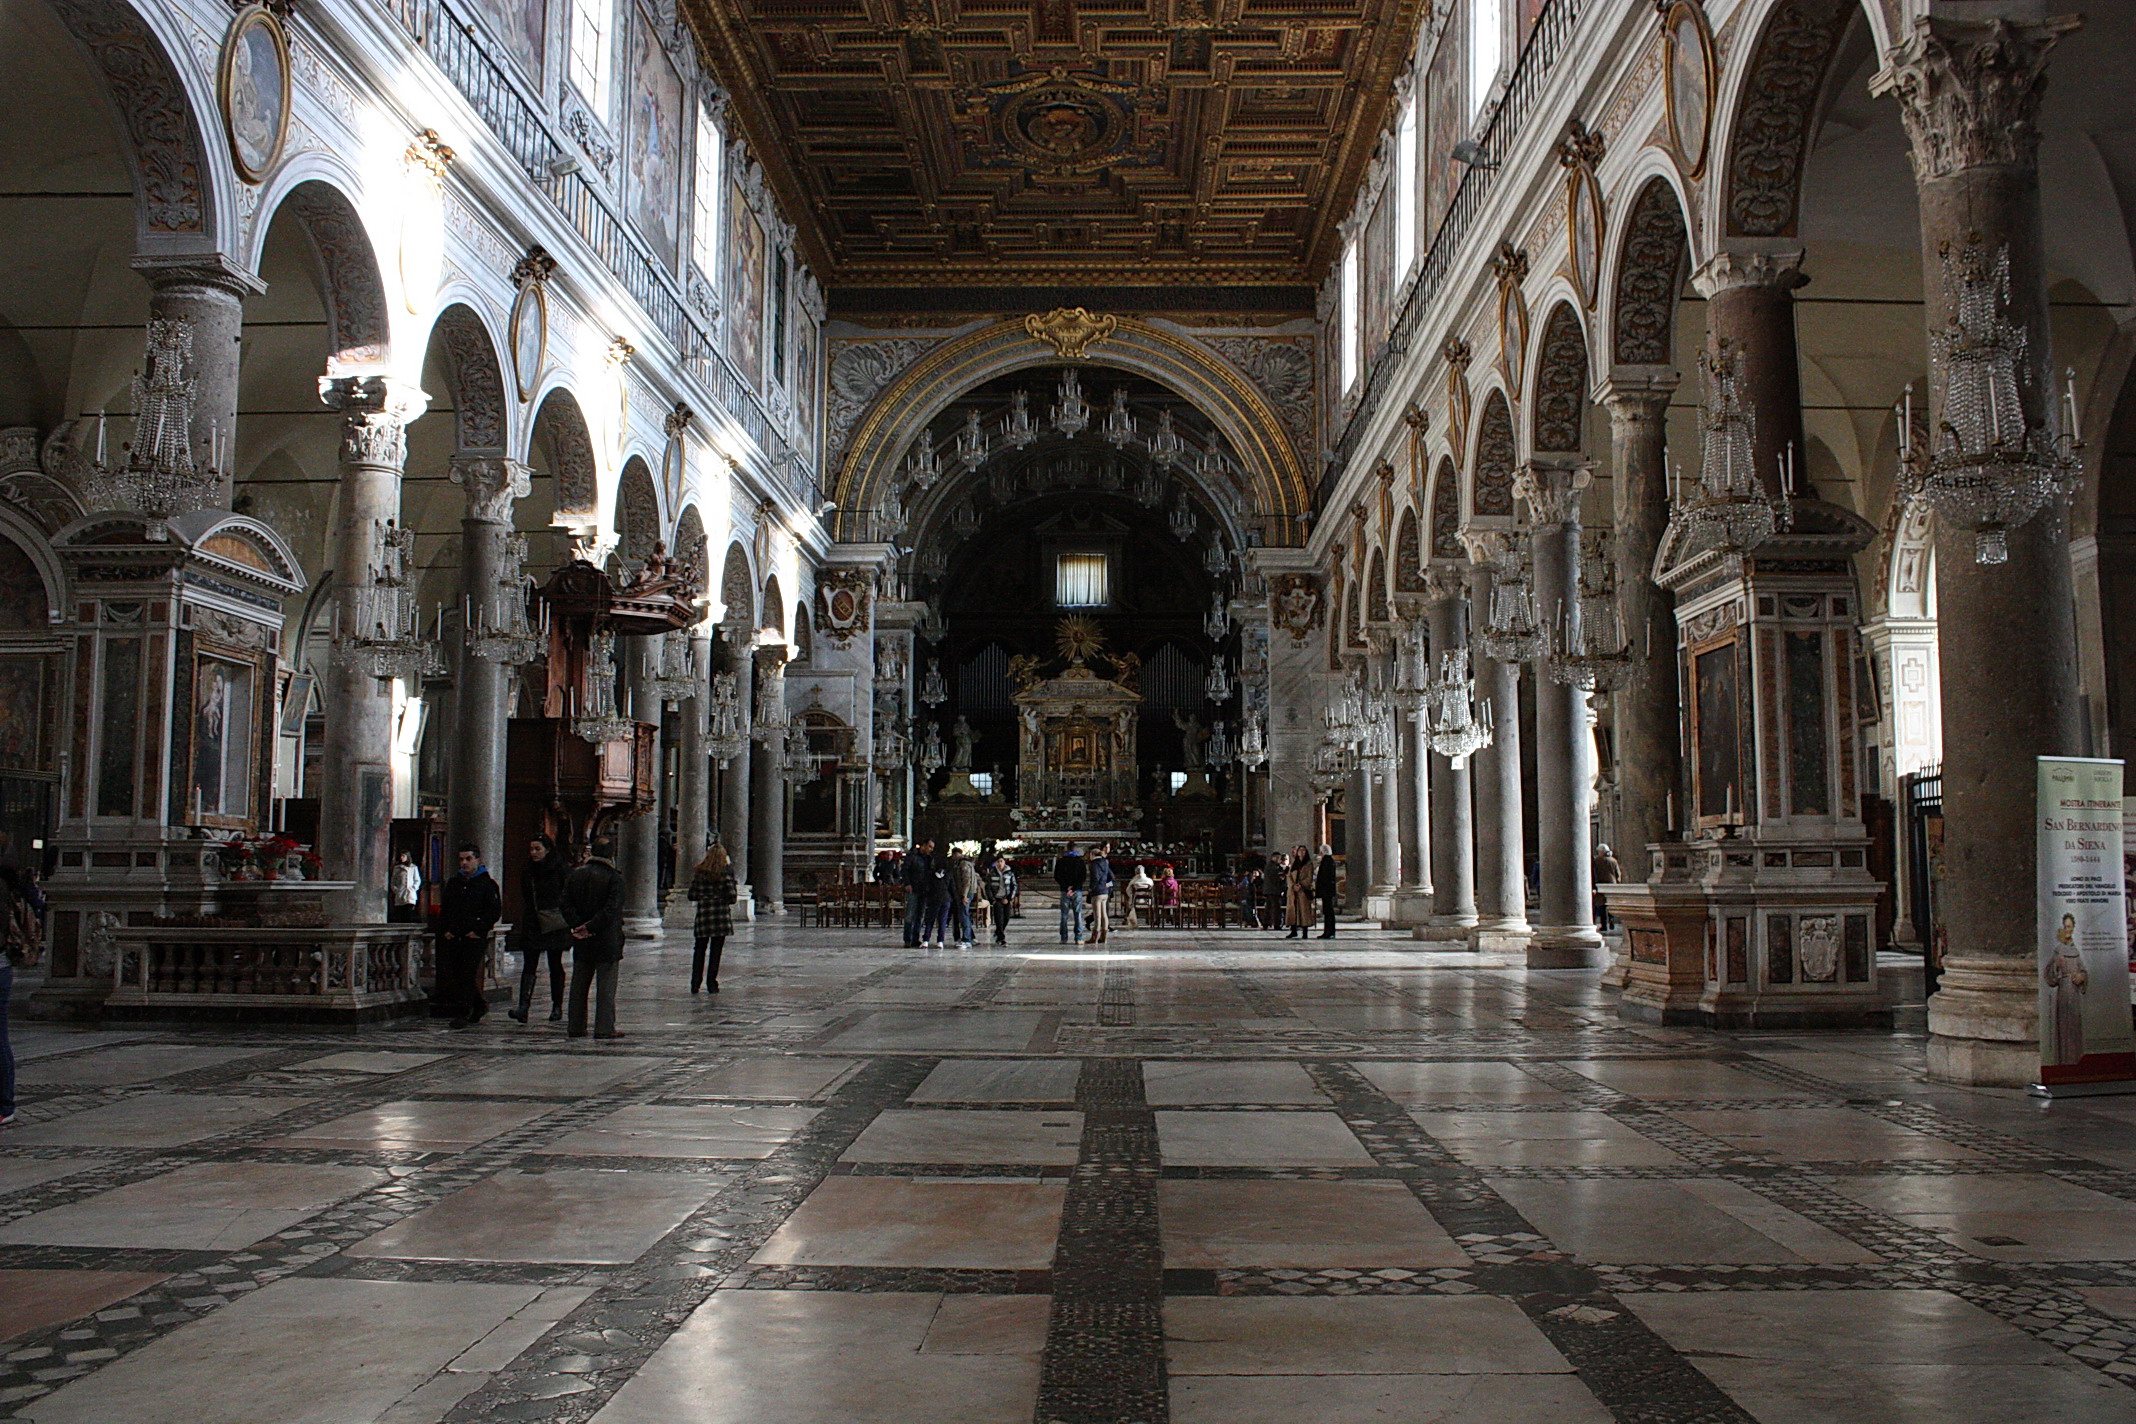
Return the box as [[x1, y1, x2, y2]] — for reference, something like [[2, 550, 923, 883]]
[[427, 302, 509, 455], [1610, 175, 1693, 368], [718, 541, 755, 627], [1367, 547, 1391, 623], [531, 387, 598, 519], [1716, 0, 1858, 241], [614, 457, 661, 562], [1394, 507, 1425, 592], [832, 316, 1312, 543], [1430, 456, 1463, 560], [1470, 390, 1518, 519], [46, 0, 221, 243], [1882, 497, 1935, 622], [260, 179, 390, 369], [760, 574, 786, 637], [1531, 303, 1590, 455], [672, 504, 708, 597], [0, 508, 64, 625]]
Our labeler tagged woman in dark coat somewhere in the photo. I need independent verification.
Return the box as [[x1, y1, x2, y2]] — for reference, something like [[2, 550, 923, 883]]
[[509, 835, 569, 1023], [686, 842, 738, 993]]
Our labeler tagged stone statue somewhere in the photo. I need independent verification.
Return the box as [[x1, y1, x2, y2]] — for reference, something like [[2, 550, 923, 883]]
[[1174, 709, 1209, 768], [951, 715, 978, 770]]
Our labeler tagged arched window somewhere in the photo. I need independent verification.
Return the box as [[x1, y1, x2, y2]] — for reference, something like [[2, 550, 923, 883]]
[[1340, 241, 1362, 392], [1467, 0, 1503, 123], [1394, 94, 1418, 278]]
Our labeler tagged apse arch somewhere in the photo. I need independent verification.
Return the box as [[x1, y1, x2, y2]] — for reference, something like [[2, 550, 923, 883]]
[[833, 317, 1312, 544], [1607, 174, 1693, 371]]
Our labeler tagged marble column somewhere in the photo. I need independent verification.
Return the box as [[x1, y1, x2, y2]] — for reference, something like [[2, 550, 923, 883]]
[[750, 645, 788, 914], [1392, 705, 1434, 925], [1465, 553, 1530, 952], [132, 255, 262, 502], [1367, 742, 1402, 922], [317, 376, 424, 922], [446, 456, 528, 870], [1421, 580, 1476, 940], [1692, 248, 1808, 495], [673, 631, 712, 898], [618, 635, 663, 939], [1597, 374, 1682, 860], [1518, 463, 1604, 966], [1876, 13, 2085, 1087], [716, 628, 755, 915]]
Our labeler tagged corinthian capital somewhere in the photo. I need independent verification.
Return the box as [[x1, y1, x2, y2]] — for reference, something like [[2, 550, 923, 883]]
[[321, 375, 428, 470], [1872, 14, 2081, 183], [450, 456, 532, 522], [1691, 246, 1806, 299], [1513, 461, 1592, 527]]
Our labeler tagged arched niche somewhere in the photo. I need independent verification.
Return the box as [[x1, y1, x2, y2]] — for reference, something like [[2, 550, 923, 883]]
[[833, 317, 1312, 544]]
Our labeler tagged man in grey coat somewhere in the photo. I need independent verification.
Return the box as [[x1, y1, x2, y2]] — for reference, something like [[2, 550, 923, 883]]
[[562, 834, 627, 1038]]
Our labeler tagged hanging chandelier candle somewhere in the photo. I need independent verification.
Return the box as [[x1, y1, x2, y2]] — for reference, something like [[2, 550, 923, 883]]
[[1204, 657, 1234, 703], [1135, 463, 1166, 506], [1669, 342, 1792, 554], [908, 436, 941, 491], [918, 720, 947, 774], [1003, 390, 1037, 449], [1310, 736, 1359, 795], [957, 409, 989, 470], [1236, 710, 1269, 770], [338, 520, 446, 681], [1477, 559, 1546, 664], [1102, 388, 1135, 447], [1390, 618, 1431, 713], [1206, 719, 1232, 766], [466, 532, 547, 664], [920, 657, 948, 707], [781, 721, 820, 785], [1149, 409, 1185, 466], [1203, 592, 1230, 640], [704, 671, 748, 762], [1169, 494, 1198, 541], [1052, 369, 1090, 437], [1545, 591, 1642, 692], [1898, 238, 2081, 566], [916, 603, 947, 643], [648, 630, 700, 704], [80, 316, 222, 540], [1202, 541, 1229, 576], [572, 632, 636, 744], [1424, 649, 1494, 767]]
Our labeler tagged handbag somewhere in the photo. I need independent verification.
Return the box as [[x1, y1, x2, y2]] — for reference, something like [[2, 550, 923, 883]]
[[535, 908, 568, 935]]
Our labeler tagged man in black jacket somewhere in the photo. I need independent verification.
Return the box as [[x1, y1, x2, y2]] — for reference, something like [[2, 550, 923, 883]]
[[435, 844, 501, 1029], [562, 834, 627, 1038], [1315, 844, 1341, 940], [901, 838, 936, 948], [1053, 843, 1086, 944]]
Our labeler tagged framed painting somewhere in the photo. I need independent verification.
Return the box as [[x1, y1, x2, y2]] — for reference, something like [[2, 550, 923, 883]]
[[509, 280, 547, 403], [190, 652, 258, 828], [624, 4, 684, 272], [1662, 0, 1717, 180], [473, 0, 546, 80], [1567, 163, 1605, 309], [0, 655, 45, 775], [217, 4, 290, 185], [727, 183, 766, 386]]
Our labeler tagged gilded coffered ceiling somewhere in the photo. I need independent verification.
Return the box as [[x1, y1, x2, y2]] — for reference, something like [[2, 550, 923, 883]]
[[680, 0, 1427, 289]]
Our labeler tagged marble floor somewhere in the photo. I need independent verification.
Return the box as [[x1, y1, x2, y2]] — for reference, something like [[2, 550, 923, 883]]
[[3, 921, 2136, 1422]]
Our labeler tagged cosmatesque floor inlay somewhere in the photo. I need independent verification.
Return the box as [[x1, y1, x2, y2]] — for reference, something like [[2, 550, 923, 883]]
[[0, 927, 2133, 1421]]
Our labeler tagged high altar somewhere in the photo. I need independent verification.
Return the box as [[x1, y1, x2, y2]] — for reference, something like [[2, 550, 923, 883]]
[[1009, 617, 1143, 839]]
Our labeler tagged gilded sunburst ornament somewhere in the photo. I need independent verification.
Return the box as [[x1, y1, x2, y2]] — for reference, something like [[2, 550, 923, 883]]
[[1056, 615, 1105, 666]]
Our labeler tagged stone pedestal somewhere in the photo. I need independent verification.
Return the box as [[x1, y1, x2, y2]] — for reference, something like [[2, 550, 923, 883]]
[[1608, 837, 1888, 1028]]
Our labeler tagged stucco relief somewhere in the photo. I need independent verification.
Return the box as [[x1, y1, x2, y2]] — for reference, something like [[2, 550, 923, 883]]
[[1201, 335, 1318, 465], [46, 0, 207, 234], [826, 339, 934, 468]]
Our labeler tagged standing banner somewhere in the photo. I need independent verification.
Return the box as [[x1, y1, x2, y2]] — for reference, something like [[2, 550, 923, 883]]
[[2036, 758, 2136, 1095]]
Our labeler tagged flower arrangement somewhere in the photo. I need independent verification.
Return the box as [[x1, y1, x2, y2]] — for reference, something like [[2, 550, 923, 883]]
[[215, 834, 323, 881]]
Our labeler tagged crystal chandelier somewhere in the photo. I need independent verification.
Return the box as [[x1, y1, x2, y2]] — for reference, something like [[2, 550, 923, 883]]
[[1134, 463, 1166, 506], [1052, 369, 1090, 437], [1545, 591, 1641, 692], [78, 316, 221, 541], [1424, 649, 1495, 768], [1202, 542, 1229, 577], [917, 720, 947, 774], [872, 711, 910, 768], [916, 603, 947, 643], [1102, 388, 1135, 446], [1670, 342, 1791, 554], [704, 671, 748, 763], [920, 658, 948, 706], [1310, 737, 1359, 795], [951, 498, 978, 535], [1149, 409, 1184, 466], [1203, 592, 1230, 640], [957, 409, 989, 470], [1003, 390, 1037, 449], [908, 437, 941, 491], [1477, 559, 1546, 664], [1204, 658, 1234, 703], [917, 544, 948, 582], [1357, 680, 1397, 770], [1390, 618, 1431, 713], [1322, 670, 1366, 747], [1196, 446, 1228, 484], [467, 535, 547, 665], [1169, 496, 1198, 541], [572, 632, 636, 743], [1898, 238, 2081, 565], [1236, 710, 1268, 770], [338, 519, 446, 681], [780, 721, 820, 785], [1206, 719, 1232, 765], [648, 630, 700, 704]]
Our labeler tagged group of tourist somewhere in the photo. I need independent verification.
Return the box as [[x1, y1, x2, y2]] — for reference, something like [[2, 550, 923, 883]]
[[893, 837, 1025, 949]]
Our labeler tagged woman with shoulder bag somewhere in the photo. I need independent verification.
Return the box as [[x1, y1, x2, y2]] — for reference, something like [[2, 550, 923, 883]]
[[687, 843, 739, 993], [0, 866, 39, 1128], [509, 836, 570, 1023]]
